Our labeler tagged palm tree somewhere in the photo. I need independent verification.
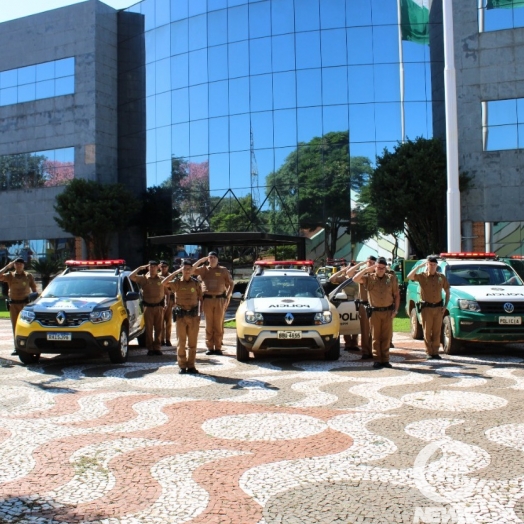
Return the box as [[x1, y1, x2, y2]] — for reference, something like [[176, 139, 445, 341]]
[[31, 257, 64, 290]]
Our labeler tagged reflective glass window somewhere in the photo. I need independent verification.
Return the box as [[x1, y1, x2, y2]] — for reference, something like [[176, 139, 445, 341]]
[[156, 159, 172, 185], [372, 25, 399, 64], [155, 24, 171, 60], [346, 0, 372, 26], [229, 77, 249, 115], [190, 83, 208, 120], [405, 102, 431, 139], [209, 80, 229, 117], [170, 0, 188, 21], [250, 74, 273, 112], [36, 61, 54, 81], [146, 61, 156, 93], [370, 0, 397, 25], [0, 87, 17, 106], [147, 129, 156, 162], [228, 41, 249, 78], [209, 116, 229, 153], [171, 19, 188, 55], [55, 58, 74, 77], [142, 0, 156, 31], [208, 9, 227, 46], [320, 0, 345, 29], [188, 49, 208, 85], [297, 68, 321, 107], [35, 80, 54, 100], [295, 0, 320, 32], [172, 87, 189, 123], [483, 98, 524, 151], [146, 162, 157, 186], [171, 54, 188, 89], [18, 65, 36, 85], [273, 71, 296, 109], [404, 63, 428, 102], [17, 84, 35, 103], [297, 107, 322, 143], [0, 69, 17, 88], [271, 0, 294, 35], [156, 91, 172, 127], [375, 102, 401, 141], [228, 0, 246, 7], [146, 95, 156, 130], [189, 14, 207, 51], [189, 0, 206, 16], [348, 65, 374, 104], [229, 150, 250, 189], [145, 30, 157, 64], [54, 76, 74, 96], [273, 108, 297, 147], [209, 0, 227, 11], [208, 45, 228, 81], [322, 66, 348, 106], [481, 1, 524, 32], [230, 113, 250, 151], [487, 99, 517, 125], [254, 148, 275, 189], [296, 31, 321, 69], [349, 104, 375, 142], [250, 37, 272, 76], [321, 29, 347, 67], [272, 34, 295, 72], [323, 104, 349, 134], [172, 122, 190, 157], [347, 27, 373, 65], [156, 0, 170, 26], [229, 5, 249, 42], [486, 125, 518, 151], [249, 1, 271, 38], [374, 64, 399, 103], [209, 153, 230, 191], [251, 111, 274, 149], [190, 119, 208, 155], [156, 125, 172, 161], [156, 57, 171, 93]]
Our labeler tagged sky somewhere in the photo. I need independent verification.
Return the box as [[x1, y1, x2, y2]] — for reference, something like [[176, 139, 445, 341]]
[[0, 0, 136, 24]]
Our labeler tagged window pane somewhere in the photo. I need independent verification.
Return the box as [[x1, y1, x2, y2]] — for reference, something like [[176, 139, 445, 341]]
[[18, 84, 35, 103], [208, 45, 228, 81], [229, 77, 249, 115], [250, 73, 272, 112], [171, 54, 188, 89], [146, 61, 156, 93], [172, 122, 190, 157], [209, 152, 230, 191], [188, 49, 207, 85], [228, 41, 249, 78], [374, 64, 399, 103], [209, 116, 229, 153], [146, 95, 156, 130], [156, 0, 170, 26], [370, 0, 397, 25], [322, 66, 348, 105], [0, 69, 17, 88], [486, 124, 518, 150], [349, 104, 375, 142], [295, 0, 320, 32], [297, 68, 321, 107], [156, 91, 172, 127], [296, 31, 321, 69], [229, 150, 250, 190], [208, 9, 227, 46], [189, 84, 208, 120], [171, 19, 188, 55], [36, 80, 54, 100], [323, 104, 349, 134], [171, 0, 188, 21], [147, 129, 156, 162], [372, 25, 399, 63], [272, 34, 295, 72], [273, 71, 296, 109], [209, 0, 227, 10], [189, 14, 207, 51], [229, 5, 248, 42], [230, 113, 250, 151], [347, 27, 373, 65], [156, 57, 171, 93], [55, 76, 74, 96], [18, 65, 36, 85], [274, 109, 296, 147], [190, 119, 208, 156], [348, 65, 374, 103], [405, 102, 431, 139], [156, 125, 172, 161], [249, 1, 271, 38], [271, 0, 294, 35], [35, 61, 54, 82], [297, 107, 322, 143], [488, 99, 517, 126], [172, 87, 189, 123], [347, 0, 372, 26], [189, 0, 206, 16], [320, 0, 345, 29], [209, 80, 229, 117], [155, 23, 171, 60], [250, 37, 272, 75], [251, 111, 274, 149], [321, 29, 347, 67], [404, 62, 428, 102], [375, 102, 401, 141], [55, 57, 74, 77], [0, 87, 17, 106]]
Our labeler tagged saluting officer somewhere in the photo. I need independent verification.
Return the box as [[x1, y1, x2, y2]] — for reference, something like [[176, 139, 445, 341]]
[[353, 256, 400, 369], [163, 260, 203, 374], [130, 260, 165, 356], [0, 257, 38, 355], [192, 251, 234, 355], [407, 255, 450, 359], [159, 260, 175, 347]]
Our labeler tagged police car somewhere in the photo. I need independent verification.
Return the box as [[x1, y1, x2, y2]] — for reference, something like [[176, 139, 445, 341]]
[[234, 261, 341, 361], [406, 252, 524, 354], [15, 260, 145, 365], [328, 279, 361, 338]]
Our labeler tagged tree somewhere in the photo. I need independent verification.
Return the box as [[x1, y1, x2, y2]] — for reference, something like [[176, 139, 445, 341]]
[[363, 137, 471, 257], [210, 194, 264, 232], [54, 179, 140, 259], [266, 131, 372, 257]]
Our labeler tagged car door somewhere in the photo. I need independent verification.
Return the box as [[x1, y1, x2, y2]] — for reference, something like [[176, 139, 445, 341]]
[[328, 279, 360, 336], [122, 276, 141, 336]]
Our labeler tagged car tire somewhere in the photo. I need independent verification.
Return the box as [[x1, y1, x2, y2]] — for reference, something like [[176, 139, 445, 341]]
[[18, 351, 40, 365], [410, 308, 423, 340], [236, 337, 250, 361], [136, 332, 146, 347], [442, 316, 461, 355], [325, 337, 341, 361], [109, 326, 129, 363]]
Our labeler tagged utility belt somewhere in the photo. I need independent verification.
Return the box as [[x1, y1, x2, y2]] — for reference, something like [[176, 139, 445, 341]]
[[143, 299, 165, 307], [355, 299, 368, 309], [203, 293, 226, 299], [174, 306, 199, 318], [8, 298, 30, 304], [366, 303, 394, 318], [416, 300, 443, 312]]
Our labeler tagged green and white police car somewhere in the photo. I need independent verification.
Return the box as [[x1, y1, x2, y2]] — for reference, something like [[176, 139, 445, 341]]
[[406, 252, 524, 354]]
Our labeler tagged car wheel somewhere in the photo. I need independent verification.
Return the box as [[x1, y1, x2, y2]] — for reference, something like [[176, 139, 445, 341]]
[[325, 336, 341, 361], [236, 337, 250, 362], [109, 326, 129, 363], [18, 352, 40, 365], [410, 308, 423, 340], [442, 316, 461, 355]]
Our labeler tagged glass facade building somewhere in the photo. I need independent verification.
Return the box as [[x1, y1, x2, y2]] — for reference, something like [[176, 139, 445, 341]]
[[120, 0, 435, 254]]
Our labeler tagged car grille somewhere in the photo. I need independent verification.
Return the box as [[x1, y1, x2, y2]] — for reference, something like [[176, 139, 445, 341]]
[[261, 312, 316, 326], [477, 301, 524, 314], [35, 312, 91, 327], [34, 339, 88, 351], [259, 338, 320, 350]]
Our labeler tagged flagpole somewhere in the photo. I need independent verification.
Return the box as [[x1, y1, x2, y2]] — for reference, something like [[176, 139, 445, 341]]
[[443, 0, 462, 251], [397, 0, 406, 143]]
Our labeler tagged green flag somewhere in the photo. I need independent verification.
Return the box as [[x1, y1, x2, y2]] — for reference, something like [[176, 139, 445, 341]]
[[486, 0, 524, 8], [400, 0, 432, 45]]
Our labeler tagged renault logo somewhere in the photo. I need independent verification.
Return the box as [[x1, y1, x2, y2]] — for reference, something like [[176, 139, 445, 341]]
[[56, 311, 66, 325], [285, 313, 294, 325], [504, 303, 515, 313]]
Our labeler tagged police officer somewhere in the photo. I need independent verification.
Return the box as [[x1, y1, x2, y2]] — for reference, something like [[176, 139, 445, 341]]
[[353, 256, 400, 368], [407, 255, 450, 359], [192, 251, 234, 355], [130, 260, 165, 356], [163, 260, 203, 374], [0, 257, 38, 355], [159, 260, 174, 347], [330, 262, 360, 350]]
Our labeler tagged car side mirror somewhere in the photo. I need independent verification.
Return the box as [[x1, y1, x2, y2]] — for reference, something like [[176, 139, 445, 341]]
[[125, 291, 140, 301], [28, 292, 39, 303], [232, 292, 243, 300], [334, 292, 348, 301]]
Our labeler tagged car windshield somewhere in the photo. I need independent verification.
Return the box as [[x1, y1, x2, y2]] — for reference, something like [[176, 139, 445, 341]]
[[247, 276, 325, 298], [446, 265, 523, 286], [42, 277, 119, 297]]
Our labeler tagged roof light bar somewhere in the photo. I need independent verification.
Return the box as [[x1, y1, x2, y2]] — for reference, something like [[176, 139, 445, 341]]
[[439, 252, 496, 259], [65, 259, 126, 267], [510, 255, 524, 259], [254, 260, 314, 267]]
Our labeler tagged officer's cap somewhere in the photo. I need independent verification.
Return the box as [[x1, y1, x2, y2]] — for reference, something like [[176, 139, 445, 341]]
[[182, 259, 193, 266], [148, 260, 159, 265], [427, 255, 438, 263], [14, 257, 25, 264], [377, 257, 388, 266], [159, 260, 169, 266], [208, 251, 218, 257], [367, 255, 377, 262]]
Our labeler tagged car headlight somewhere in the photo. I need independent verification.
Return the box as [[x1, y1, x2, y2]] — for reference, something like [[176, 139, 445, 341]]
[[90, 309, 113, 323], [245, 311, 264, 324], [314, 311, 332, 324], [458, 299, 481, 312], [20, 309, 35, 324]]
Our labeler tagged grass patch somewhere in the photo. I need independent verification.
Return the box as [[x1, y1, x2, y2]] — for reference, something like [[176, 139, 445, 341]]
[[0, 311, 9, 319]]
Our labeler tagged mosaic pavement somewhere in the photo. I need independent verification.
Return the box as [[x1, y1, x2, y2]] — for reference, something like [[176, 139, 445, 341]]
[[0, 318, 524, 523]]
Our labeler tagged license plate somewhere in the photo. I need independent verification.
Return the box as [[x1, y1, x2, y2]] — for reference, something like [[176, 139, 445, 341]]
[[499, 316, 521, 325], [47, 332, 72, 341], [277, 331, 302, 339]]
